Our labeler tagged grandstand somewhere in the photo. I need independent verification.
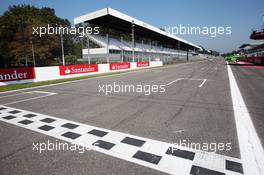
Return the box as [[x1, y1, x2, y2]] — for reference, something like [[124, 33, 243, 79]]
[[240, 42, 264, 57], [74, 8, 206, 63]]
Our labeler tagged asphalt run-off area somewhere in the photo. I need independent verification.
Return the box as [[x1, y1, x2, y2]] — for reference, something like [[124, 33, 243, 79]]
[[0, 58, 263, 175]]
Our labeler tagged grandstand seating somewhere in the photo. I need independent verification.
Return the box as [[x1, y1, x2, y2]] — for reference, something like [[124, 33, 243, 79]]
[[87, 34, 186, 55]]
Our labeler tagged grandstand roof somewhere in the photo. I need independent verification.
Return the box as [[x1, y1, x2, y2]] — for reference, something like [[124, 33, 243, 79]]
[[240, 42, 264, 49], [74, 8, 202, 50]]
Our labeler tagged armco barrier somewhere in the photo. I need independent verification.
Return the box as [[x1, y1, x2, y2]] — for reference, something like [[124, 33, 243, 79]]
[[0, 61, 163, 86]]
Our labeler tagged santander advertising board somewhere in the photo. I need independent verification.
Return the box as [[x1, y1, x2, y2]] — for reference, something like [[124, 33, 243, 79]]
[[110, 62, 130, 70], [137, 61, 149, 67], [59, 64, 98, 75], [0, 68, 35, 82]]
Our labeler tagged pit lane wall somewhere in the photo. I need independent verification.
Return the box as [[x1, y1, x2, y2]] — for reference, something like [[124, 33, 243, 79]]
[[0, 61, 162, 86]]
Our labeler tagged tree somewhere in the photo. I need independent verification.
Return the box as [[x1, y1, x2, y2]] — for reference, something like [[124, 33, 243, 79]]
[[0, 5, 71, 67]]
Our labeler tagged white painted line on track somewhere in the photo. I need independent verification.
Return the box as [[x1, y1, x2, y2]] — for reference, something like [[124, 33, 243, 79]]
[[199, 79, 207, 87], [0, 92, 29, 99], [0, 105, 243, 175], [166, 78, 182, 86], [166, 78, 207, 88], [0, 91, 43, 99], [227, 64, 264, 175], [0, 91, 56, 106], [30, 91, 56, 95]]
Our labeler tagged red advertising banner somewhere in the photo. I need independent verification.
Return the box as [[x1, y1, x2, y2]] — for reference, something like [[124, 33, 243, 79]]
[[137, 61, 150, 67], [0, 67, 35, 82], [110, 62, 130, 70], [59, 64, 98, 75]]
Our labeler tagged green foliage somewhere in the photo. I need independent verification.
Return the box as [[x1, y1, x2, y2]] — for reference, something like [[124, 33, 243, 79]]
[[0, 4, 82, 68], [224, 55, 245, 62]]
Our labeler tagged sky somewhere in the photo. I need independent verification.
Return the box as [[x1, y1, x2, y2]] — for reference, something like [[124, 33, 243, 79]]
[[1, 0, 264, 53]]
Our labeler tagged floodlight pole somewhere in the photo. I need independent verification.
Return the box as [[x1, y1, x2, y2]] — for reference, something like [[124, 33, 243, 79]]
[[106, 34, 109, 63], [21, 17, 28, 67], [178, 41, 180, 58], [156, 41, 158, 61], [141, 40, 144, 61], [149, 40, 151, 62], [87, 36, 90, 64], [132, 20, 135, 62], [30, 38, 35, 67], [121, 36, 124, 62], [60, 29, 65, 66], [149, 53, 151, 62], [262, 15, 264, 29], [187, 49, 189, 62]]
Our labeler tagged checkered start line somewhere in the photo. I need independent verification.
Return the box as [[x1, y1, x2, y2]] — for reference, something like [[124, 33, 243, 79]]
[[0, 105, 243, 175]]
